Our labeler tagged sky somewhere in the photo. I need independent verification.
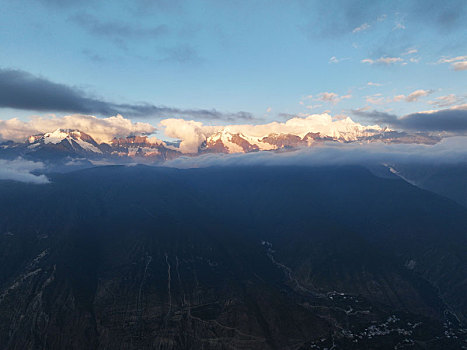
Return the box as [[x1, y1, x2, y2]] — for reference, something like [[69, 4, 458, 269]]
[[0, 0, 466, 139]]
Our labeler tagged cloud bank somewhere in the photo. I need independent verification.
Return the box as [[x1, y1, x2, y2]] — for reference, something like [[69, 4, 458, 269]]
[[0, 114, 156, 143], [0, 158, 49, 184], [163, 136, 467, 169], [353, 105, 467, 133], [0, 68, 253, 120]]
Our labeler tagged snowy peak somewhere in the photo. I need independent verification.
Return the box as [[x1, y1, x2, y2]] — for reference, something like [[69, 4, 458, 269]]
[[28, 129, 102, 154], [203, 130, 342, 154], [17, 129, 180, 162], [196, 115, 395, 154], [204, 131, 267, 153], [109, 135, 178, 159], [111, 135, 160, 147]]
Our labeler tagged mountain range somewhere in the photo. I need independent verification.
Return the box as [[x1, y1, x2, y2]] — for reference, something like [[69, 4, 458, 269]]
[[0, 127, 440, 165]]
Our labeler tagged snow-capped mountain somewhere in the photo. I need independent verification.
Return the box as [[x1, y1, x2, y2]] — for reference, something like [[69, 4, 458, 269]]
[[199, 129, 438, 154], [27, 129, 103, 154], [0, 129, 180, 163], [0, 123, 440, 164], [108, 135, 180, 160]]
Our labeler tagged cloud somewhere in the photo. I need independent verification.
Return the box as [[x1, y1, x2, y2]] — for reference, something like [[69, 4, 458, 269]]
[[301, 1, 466, 39], [405, 89, 432, 102], [438, 55, 467, 63], [411, 0, 467, 33], [352, 23, 370, 33], [0, 68, 253, 120], [438, 55, 467, 71], [367, 82, 382, 86], [157, 45, 203, 64], [70, 12, 168, 41], [452, 61, 467, 71], [316, 92, 352, 104], [429, 94, 466, 108], [353, 105, 467, 133], [0, 114, 156, 143], [402, 48, 418, 55], [299, 1, 384, 38], [366, 94, 385, 105], [160, 113, 384, 154], [393, 20, 406, 30], [328, 56, 350, 64], [397, 105, 467, 132], [393, 95, 405, 102], [160, 119, 218, 153], [362, 57, 403, 65], [392, 89, 432, 103], [0, 158, 49, 184], [163, 136, 467, 169]]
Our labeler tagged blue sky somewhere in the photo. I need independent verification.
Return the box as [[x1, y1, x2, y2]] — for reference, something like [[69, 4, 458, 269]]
[[0, 0, 466, 132]]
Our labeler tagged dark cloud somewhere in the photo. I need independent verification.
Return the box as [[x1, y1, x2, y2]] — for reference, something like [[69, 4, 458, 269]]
[[400, 108, 467, 132], [70, 13, 168, 41], [353, 107, 467, 133], [0, 68, 254, 121], [352, 109, 398, 125]]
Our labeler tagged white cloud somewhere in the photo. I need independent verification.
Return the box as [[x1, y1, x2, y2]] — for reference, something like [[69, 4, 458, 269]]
[[361, 57, 403, 65], [405, 89, 432, 102], [352, 23, 370, 33], [0, 114, 155, 143], [316, 92, 351, 104], [452, 61, 467, 71], [367, 82, 382, 87], [402, 48, 418, 55], [159, 119, 218, 153], [438, 55, 467, 64], [329, 57, 349, 64], [366, 94, 385, 105], [429, 94, 465, 108], [393, 95, 406, 102], [393, 90, 432, 103], [0, 158, 49, 184], [437, 55, 467, 71]]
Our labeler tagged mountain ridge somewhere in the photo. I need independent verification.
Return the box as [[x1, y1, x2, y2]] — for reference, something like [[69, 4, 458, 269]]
[[0, 127, 440, 165]]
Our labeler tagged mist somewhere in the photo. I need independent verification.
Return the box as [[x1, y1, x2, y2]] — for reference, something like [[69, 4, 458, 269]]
[[163, 136, 467, 168], [0, 158, 49, 184]]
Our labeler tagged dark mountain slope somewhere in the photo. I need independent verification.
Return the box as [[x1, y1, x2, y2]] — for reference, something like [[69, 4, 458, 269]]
[[393, 163, 467, 208], [0, 165, 465, 349]]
